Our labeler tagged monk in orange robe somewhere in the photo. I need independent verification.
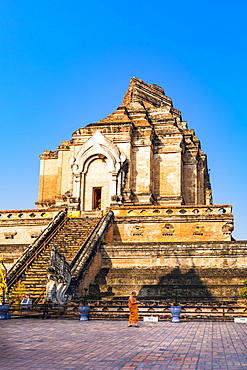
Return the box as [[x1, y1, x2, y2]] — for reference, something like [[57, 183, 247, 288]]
[[128, 291, 141, 327]]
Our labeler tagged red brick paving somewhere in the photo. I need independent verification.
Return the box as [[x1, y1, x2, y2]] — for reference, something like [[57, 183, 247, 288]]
[[0, 319, 247, 369]]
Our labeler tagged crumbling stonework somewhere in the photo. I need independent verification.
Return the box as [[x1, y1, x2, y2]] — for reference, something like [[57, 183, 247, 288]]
[[97, 241, 247, 298], [108, 205, 233, 242], [37, 77, 212, 210], [0, 209, 59, 244], [0, 78, 242, 302], [0, 209, 60, 267], [36, 77, 232, 241]]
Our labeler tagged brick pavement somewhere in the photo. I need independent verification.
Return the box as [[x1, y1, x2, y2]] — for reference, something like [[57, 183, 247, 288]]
[[1, 319, 247, 369]]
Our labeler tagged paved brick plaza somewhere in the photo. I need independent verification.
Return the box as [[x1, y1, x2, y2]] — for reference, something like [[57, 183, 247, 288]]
[[1, 319, 247, 369]]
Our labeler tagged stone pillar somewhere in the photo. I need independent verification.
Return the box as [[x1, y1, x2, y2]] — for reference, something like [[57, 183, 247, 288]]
[[38, 158, 45, 203], [197, 159, 205, 204], [182, 151, 198, 205], [153, 131, 183, 205], [132, 144, 154, 203], [205, 189, 213, 205], [110, 172, 118, 206], [71, 168, 81, 210], [80, 172, 85, 210]]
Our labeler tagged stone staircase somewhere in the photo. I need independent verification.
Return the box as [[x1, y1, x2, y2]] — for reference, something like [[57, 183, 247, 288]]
[[9, 217, 98, 302]]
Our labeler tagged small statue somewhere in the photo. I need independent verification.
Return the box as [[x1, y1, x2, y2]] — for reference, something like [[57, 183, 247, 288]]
[[45, 246, 71, 305]]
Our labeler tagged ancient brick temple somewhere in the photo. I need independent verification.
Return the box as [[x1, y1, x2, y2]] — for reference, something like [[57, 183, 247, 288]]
[[1, 77, 245, 305], [36, 77, 233, 243], [38, 77, 213, 210]]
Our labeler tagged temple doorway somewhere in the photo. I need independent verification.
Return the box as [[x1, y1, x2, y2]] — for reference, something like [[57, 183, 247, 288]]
[[83, 159, 110, 211], [92, 187, 102, 210]]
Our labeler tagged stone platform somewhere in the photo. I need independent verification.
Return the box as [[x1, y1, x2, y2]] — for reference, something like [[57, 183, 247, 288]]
[[1, 319, 247, 369]]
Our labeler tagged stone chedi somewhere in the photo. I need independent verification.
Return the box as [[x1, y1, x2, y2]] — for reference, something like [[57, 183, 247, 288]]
[[0, 77, 243, 305], [37, 77, 212, 210], [36, 77, 233, 243]]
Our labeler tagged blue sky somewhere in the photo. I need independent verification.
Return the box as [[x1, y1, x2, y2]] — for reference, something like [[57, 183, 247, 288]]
[[0, 0, 246, 240]]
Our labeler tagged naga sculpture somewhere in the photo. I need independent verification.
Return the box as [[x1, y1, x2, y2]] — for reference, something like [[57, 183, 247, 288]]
[[45, 246, 71, 304]]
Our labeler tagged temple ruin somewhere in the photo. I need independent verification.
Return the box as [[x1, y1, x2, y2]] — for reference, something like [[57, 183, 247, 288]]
[[1, 77, 246, 311]]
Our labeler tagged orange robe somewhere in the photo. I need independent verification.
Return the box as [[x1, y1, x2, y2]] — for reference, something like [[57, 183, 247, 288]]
[[128, 296, 138, 323]]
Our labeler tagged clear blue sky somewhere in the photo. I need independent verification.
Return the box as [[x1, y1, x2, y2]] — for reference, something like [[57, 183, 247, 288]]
[[0, 1, 246, 240]]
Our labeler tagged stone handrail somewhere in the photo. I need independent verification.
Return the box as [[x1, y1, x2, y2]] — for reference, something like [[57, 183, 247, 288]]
[[68, 210, 114, 294], [7, 209, 68, 289]]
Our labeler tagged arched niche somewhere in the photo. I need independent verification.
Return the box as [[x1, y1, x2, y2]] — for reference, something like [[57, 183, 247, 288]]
[[71, 131, 125, 210]]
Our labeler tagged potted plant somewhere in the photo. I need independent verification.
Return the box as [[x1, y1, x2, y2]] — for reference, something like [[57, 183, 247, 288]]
[[232, 280, 247, 323], [169, 286, 182, 323], [0, 286, 10, 319], [78, 287, 91, 321], [240, 280, 247, 299], [0, 258, 10, 319], [10, 280, 27, 314]]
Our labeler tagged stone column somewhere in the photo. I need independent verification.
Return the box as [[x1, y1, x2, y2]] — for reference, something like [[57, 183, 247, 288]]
[[80, 172, 85, 210], [153, 130, 183, 205], [71, 166, 81, 210], [182, 151, 198, 205], [197, 159, 205, 204], [110, 172, 118, 205]]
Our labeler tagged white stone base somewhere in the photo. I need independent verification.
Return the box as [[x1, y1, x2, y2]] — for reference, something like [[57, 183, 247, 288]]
[[143, 316, 159, 322], [234, 317, 247, 323]]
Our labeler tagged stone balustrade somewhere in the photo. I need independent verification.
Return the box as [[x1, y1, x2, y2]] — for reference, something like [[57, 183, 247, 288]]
[[8, 299, 247, 321], [0, 209, 61, 220], [111, 204, 232, 217]]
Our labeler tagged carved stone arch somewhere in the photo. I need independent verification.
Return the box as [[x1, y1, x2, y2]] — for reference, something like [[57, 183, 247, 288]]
[[71, 131, 124, 210], [79, 144, 117, 174], [75, 131, 121, 173]]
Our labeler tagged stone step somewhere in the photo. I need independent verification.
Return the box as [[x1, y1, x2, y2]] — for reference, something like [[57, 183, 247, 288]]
[[8, 217, 99, 302], [24, 277, 46, 281]]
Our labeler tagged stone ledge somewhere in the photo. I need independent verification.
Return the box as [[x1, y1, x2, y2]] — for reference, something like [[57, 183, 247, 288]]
[[0, 208, 61, 220]]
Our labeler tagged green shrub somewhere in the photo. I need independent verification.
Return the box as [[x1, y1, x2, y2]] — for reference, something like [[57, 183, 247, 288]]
[[240, 280, 247, 299]]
